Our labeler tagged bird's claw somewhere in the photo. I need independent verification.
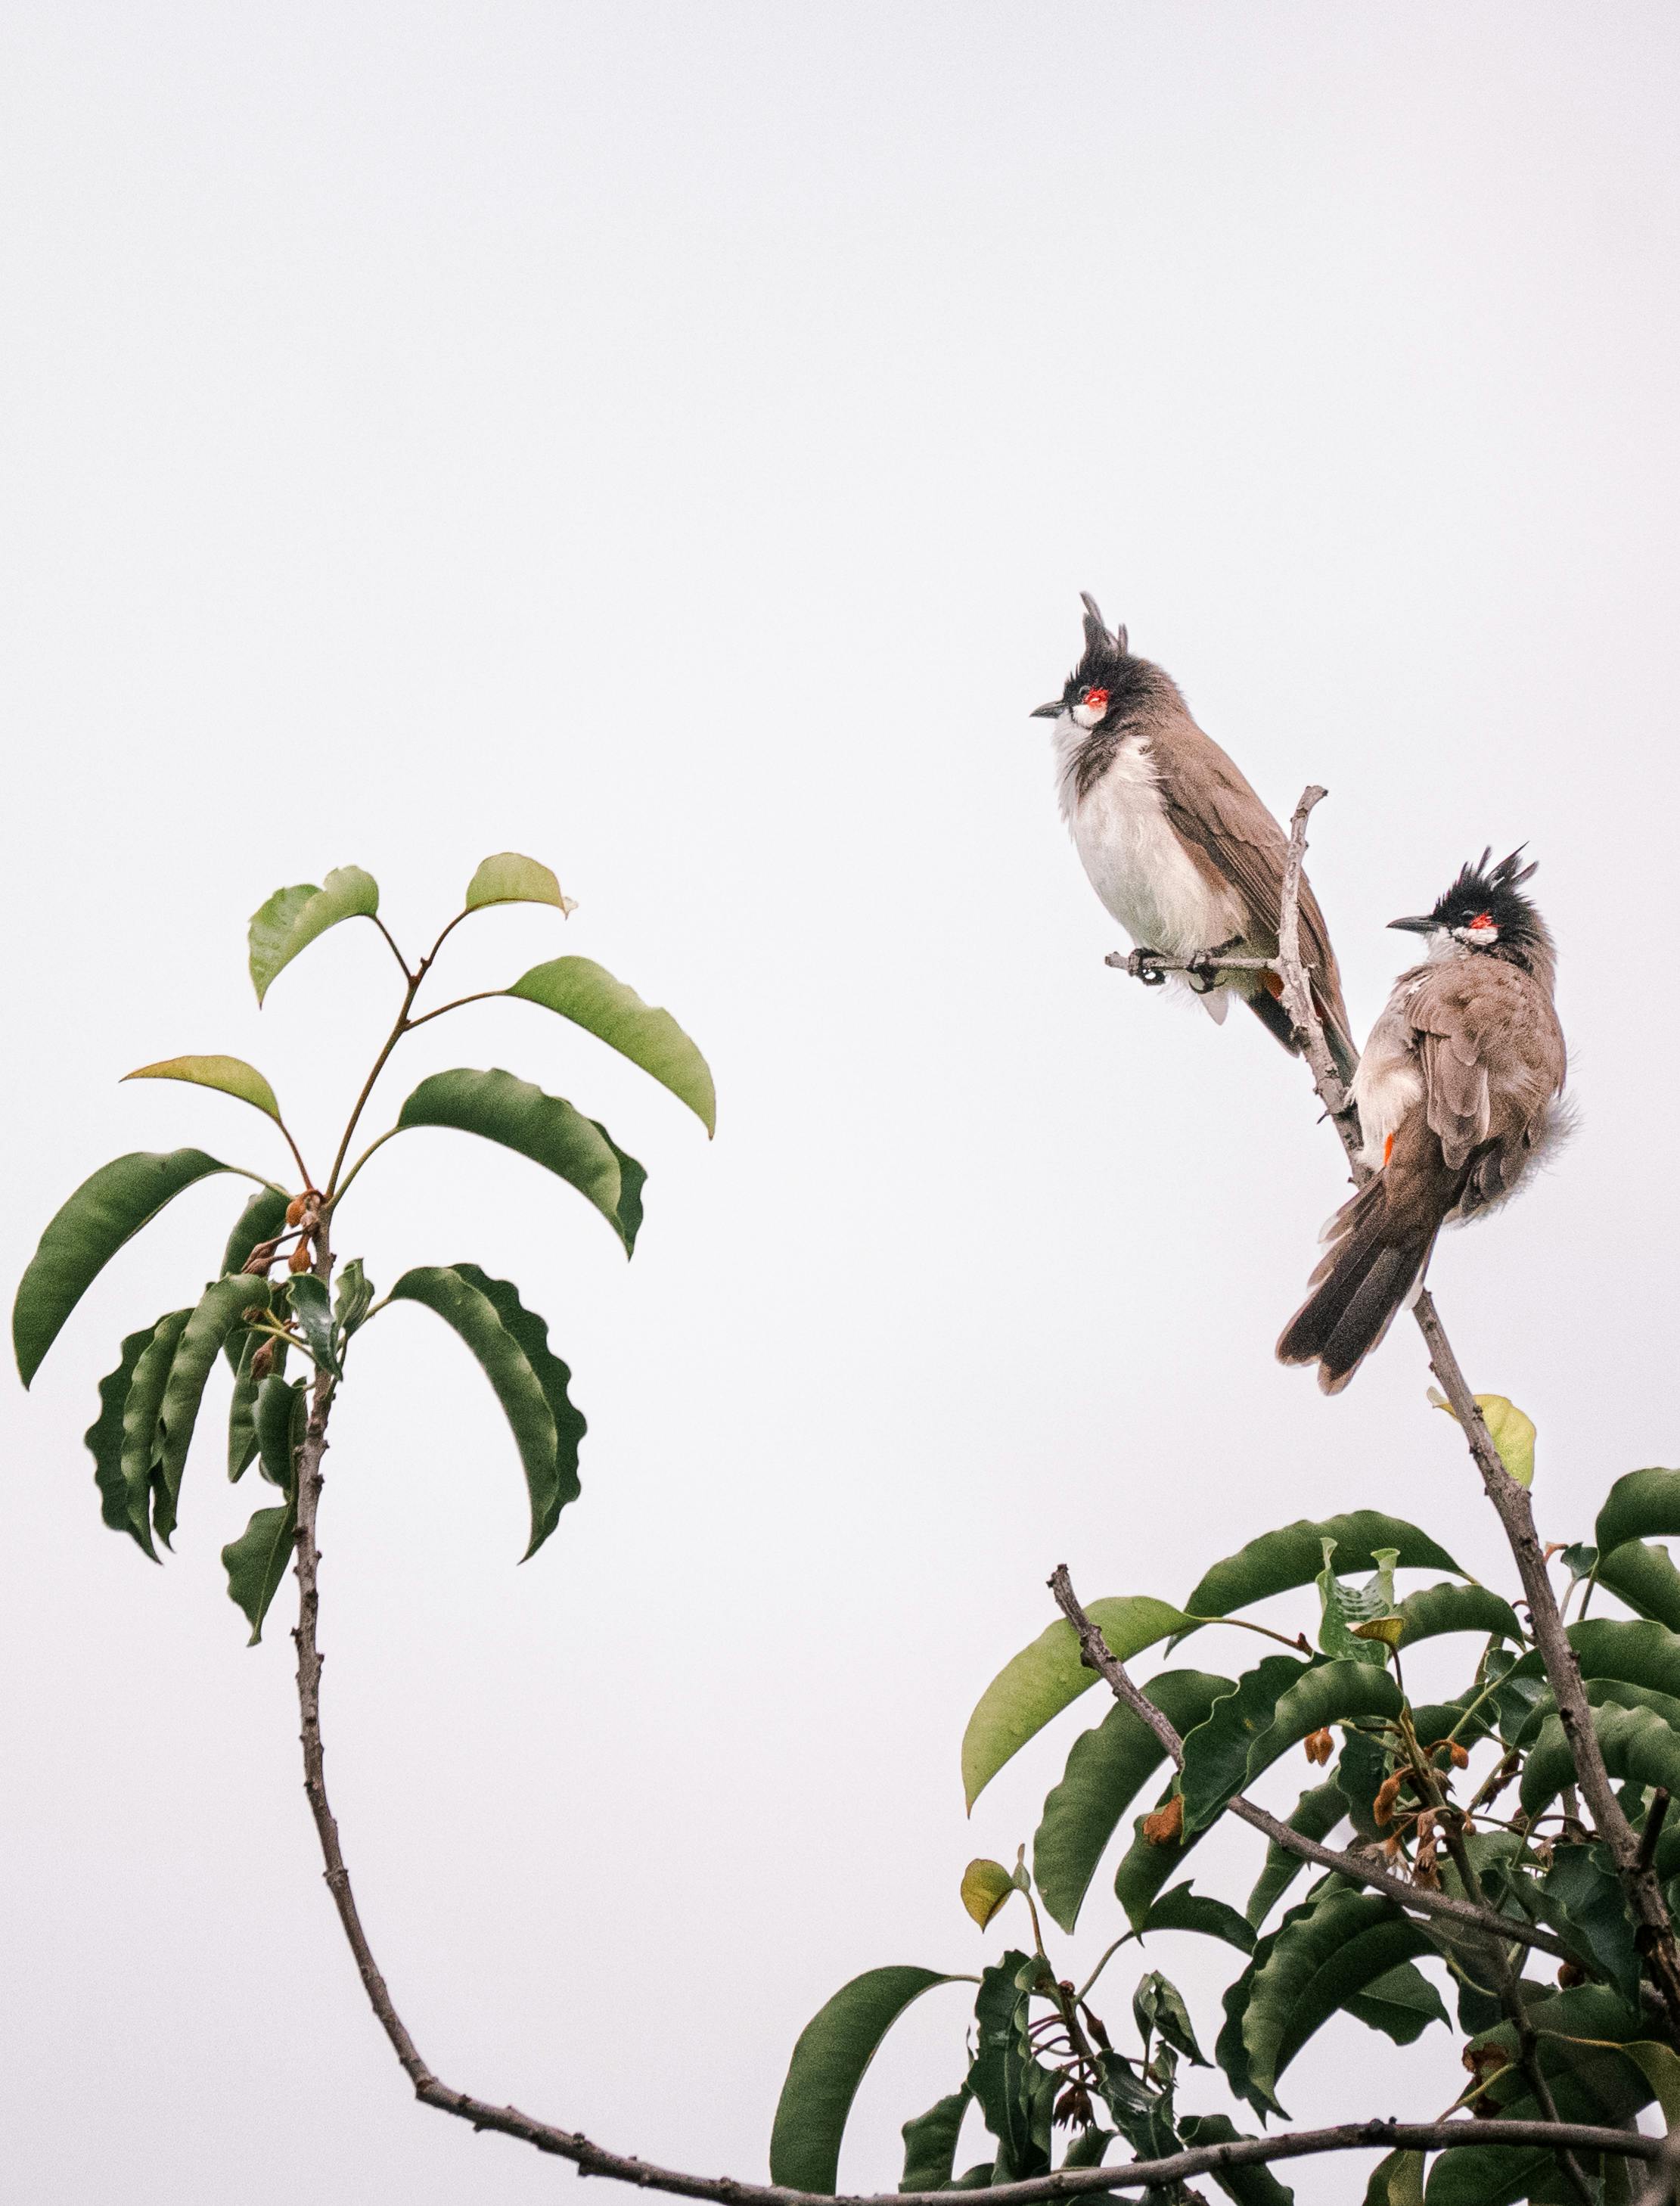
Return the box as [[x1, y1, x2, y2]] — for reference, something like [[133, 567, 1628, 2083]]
[[1127, 947, 1169, 987], [1185, 950, 1221, 995]]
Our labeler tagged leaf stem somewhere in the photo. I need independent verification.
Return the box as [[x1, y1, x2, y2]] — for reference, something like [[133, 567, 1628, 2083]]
[[325, 1127, 402, 1213], [404, 989, 508, 1030]]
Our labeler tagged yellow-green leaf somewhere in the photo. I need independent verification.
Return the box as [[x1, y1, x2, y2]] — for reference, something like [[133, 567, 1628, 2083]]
[[123, 1055, 281, 1125], [465, 852, 576, 915], [248, 868, 380, 1004], [960, 1858, 1016, 1929], [507, 955, 716, 1134], [1352, 1617, 1405, 1649], [1429, 1389, 1536, 1487]]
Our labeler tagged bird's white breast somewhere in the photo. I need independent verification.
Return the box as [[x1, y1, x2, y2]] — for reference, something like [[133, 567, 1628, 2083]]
[[1349, 993, 1424, 1173], [1054, 717, 1242, 960]]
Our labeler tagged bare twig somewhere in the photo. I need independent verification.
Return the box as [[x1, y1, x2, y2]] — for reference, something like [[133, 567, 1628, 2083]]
[[1633, 2121, 1680, 2206], [1045, 1567, 1580, 1968], [1269, 787, 1680, 2037]]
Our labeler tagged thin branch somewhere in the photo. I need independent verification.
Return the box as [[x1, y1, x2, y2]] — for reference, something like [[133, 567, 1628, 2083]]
[[403, 988, 508, 1030], [324, 1126, 403, 1212], [1269, 787, 1680, 2037], [367, 914, 415, 983], [1045, 1567, 1580, 1968], [1634, 2122, 1680, 2206]]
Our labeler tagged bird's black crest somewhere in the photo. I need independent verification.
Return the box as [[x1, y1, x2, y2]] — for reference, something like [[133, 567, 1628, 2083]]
[[1430, 847, 1549, 964], [1057, 593, 1160, 722]]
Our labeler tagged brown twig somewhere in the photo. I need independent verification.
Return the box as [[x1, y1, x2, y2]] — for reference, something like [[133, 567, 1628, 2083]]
[[1047, 1565, 1580, 1970], [1269, 788, 1680, 2037]]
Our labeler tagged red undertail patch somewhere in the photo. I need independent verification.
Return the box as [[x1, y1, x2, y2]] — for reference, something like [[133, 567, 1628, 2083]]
[[1383, 1133, 1395, 1168]]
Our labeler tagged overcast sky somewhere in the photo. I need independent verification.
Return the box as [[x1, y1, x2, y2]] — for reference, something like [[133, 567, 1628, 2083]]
[[5, 6, 1679, 2201]]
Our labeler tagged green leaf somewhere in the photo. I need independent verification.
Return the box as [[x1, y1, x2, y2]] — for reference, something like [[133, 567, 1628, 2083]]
[[1179, 2113, 1296, 2206], [116, 1307, 193, 1548], [464, 851, 576, 915], [1394, 1581, 1523, 1650], [1138, 1881, 1256, 1955], [899, 2087, 970, 2192], [14, 1148, 241, 1386], [85, 1323, 168, 1555], [1235, 1887, 1439, 2117], [150, 1277, 272, 1540], [1521, 1700, 1680, 1822], [1033, 1668, 1231, 1931], [227, 1330, 265, 1479], [1541, 1843, 1640, 2004], [1245, 1781, 1348, 1928], [287, 1274, 341, 1378], [1315, 1540, 1397, 1667], [1133, 1969, 1209, 2065], [222, 1497, 297, 1645], [1596, 1468, 1680, 1558], [222, 1185, 293, 1278], [769, 1966, 959, 2192], [1057, 2126, 1114, 2172], [961, 1859, 1017, 1930], [961, 1596, 1189, 1809], [254, 1372, 305, 1495], [122, 1055, 281, 1124], [1597, 1540, 1680, 1631], [334, 1258, 374, 1341], [387, 1265, 585, 1558], [396, 1068, 646, 1254], [1182, 1657, 1403, 1833], [967, 1952, 1054, 2180], [507, 955, 716, 1135], [1363, 2149, 1425, 2206], [1619, 2040, 1680, 2127], [1178, 1513, 1462, 1627], [1113, 1782, 1210, 1929], [1343, 1959, 1452, 2046], [248, 868, 379, 1004], [1429, 1390, 1536, 1486]]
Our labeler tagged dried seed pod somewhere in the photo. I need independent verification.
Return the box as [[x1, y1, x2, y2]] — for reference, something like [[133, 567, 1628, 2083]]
[[250, 1340, 275, 1382], [287, 1238, 314, 1274], [1448, 1740, 1470, 1769], [1557, 1960, 1587, 1988], [1373, 1773, 1405, 1826], [1303, 1726, 1334, 1766], [1141, 1794, 1184, 1847], [285, 1195, 307, 1226]]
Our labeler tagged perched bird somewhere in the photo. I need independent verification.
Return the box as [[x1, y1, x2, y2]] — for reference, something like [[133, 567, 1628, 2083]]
[[1277, 849, 1567, 1394], [1033, 596, 1356, 1080]]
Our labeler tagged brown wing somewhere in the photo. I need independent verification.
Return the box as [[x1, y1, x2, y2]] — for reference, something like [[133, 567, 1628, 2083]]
[[1406, 962, 1567, 1196], [1146, 716, 1355, 1060]]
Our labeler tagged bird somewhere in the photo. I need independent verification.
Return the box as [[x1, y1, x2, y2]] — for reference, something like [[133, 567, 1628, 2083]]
[[1033, 595, 1357, 1080], [1276, 848, 1567, 1394]]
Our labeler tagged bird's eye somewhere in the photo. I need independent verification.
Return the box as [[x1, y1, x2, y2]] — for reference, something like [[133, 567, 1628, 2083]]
[[1086, 688, 1110, 713], [1076, 685, 1091, 703]]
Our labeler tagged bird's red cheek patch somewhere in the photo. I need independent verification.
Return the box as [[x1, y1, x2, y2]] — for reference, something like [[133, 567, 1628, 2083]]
[[1086, 688, 1110, 713]]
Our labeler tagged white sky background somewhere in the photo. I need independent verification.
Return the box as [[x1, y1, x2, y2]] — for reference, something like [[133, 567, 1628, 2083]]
[[3, 4, 1678, 2199]]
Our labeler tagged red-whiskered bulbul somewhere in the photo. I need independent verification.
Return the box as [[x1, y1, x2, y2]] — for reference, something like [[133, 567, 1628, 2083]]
[[1277, 849, 1567, 1394], [1033, 596, 1357, 1079]]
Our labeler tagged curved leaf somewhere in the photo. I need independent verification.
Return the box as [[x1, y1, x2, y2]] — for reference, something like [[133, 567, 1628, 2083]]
[[1521, 1700, 1680, 1821], [1179, 2113, 1296, 2206], [961, 1859, 1017, 1930], [222, 1499, 297, 1645], [14, 1149, 239, 1386], [221, 1375, 305, 1642], [1180, 1658, 1402, 1834], [1114, 1782, 1210, 1928], [769, 1966, 959, 2192], [899, 2087, 971, 2191], [1033, 1669, 1231, 1931], [1395, 1581, 1523, 1651], [1237, 1888, 1439, 2115], [118, 1307, 191, 1549], [221, 1187, 292, 1375], [1597, 1540, 1680, 1631], [1179, 1513, 1461, 1627], [1429, 1391, 1536, 1487], [1244, 1780, 1348, 1929], [85, 1323, 167, 1555], [961, 1596, 1188, 1810], [465, 851, 576, 915], [287, 1274, 340, 1378], [969, 1950, 1054, 2179], [1596, 1468, 1680, 1558], [1139, 1881, 1256, 1955], [387, 1265, 585, 1557], [151, 1277, 272, 1540], [248, 868, 379, 1003], [396, 1069, 645, 1254], [508, 955, 716, 1135], [1345, 1960, 1452, 2046], [123, 1055, 281, 1124], [1364, 2150, 1424, 2206]]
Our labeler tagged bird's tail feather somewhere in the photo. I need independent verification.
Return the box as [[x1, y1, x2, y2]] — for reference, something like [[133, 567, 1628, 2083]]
[[1276, 1179, 1435, 1394]]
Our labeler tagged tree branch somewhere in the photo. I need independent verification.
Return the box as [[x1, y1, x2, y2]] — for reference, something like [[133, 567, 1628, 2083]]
[[1046, 1566, 1582, 1970]]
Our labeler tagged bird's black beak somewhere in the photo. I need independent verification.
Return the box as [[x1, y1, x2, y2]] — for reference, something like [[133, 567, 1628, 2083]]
[[1030, 701, 1064, 719], [1388, 915, 1436, 934]]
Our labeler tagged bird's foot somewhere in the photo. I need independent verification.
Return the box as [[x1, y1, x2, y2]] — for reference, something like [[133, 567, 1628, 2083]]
[[1126, 946, 1169, 987], [1185, 950, 1221, 994]]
